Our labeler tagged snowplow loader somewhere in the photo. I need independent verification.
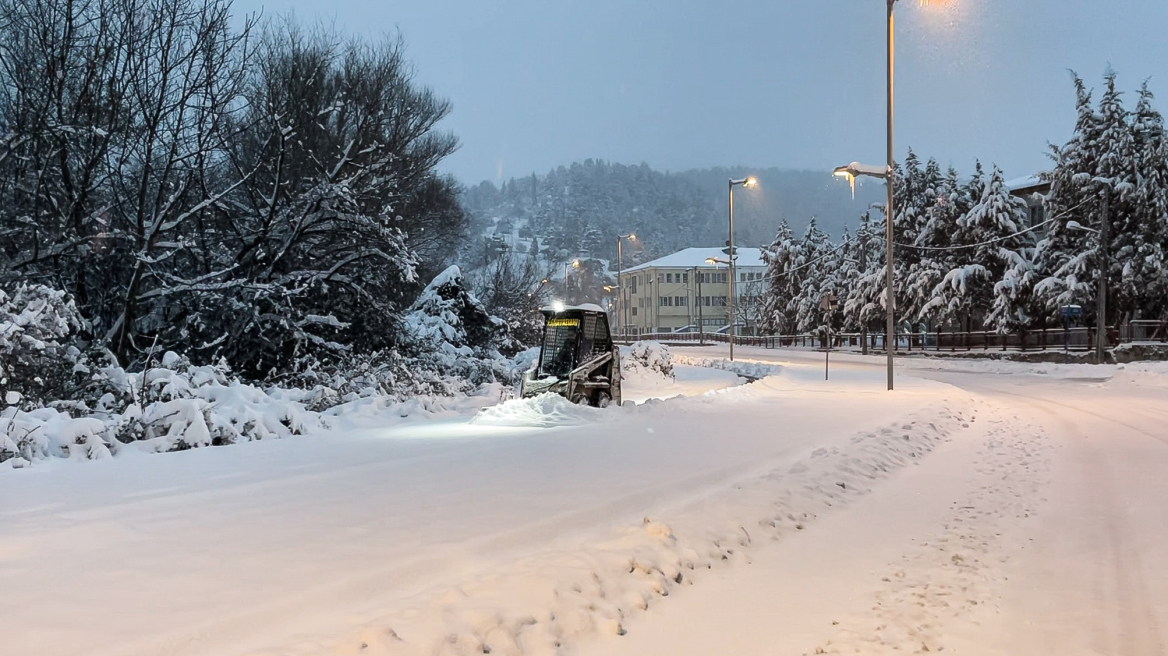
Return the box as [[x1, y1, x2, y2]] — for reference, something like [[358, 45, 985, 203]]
[[519, 304, 622, 407]]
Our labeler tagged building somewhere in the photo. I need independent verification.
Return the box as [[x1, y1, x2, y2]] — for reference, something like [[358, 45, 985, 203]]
[[1007, 174, 1051, 236], [616, 247, 767, 335]]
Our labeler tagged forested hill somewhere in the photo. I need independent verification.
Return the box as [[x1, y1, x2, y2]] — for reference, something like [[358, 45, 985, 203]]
[[460, 160, 884, 265]]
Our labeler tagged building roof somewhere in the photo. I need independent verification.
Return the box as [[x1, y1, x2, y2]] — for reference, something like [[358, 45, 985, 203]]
[[623, 247, 765, 273], [1006, 174, 1050, 195], [541, 303, 606, 314]]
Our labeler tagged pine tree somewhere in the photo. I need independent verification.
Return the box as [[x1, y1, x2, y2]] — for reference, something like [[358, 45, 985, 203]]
[[910, 165, 964, 329], [928, 166, 1033, 332], [844, 207, 889, 335], [1122, 82, 1168, 320], [840, 208, 883, 331], [760, 221, 799, 334], [1033, 73, 1108, 322], [793, 219, 832, 332]]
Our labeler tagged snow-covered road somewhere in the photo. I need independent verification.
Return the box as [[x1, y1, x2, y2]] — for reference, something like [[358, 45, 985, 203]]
[[3, 353, 1166, 656]]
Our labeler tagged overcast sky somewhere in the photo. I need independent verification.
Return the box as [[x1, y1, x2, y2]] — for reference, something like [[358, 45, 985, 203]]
[[234, 0, 1168, 186]]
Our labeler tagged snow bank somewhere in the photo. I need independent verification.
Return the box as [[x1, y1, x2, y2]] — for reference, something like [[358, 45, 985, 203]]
[[621, 341, 674, 380], [0, 352, 327, 467], [471, 392, 612, 428], [672, 355, 783, 380]]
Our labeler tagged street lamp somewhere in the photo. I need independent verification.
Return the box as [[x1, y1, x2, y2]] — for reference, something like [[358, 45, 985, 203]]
[[834, 0, 951, 388], [726, 177, 757, 361], [615, 233, 637, 336], [835, 162, 894, 390]]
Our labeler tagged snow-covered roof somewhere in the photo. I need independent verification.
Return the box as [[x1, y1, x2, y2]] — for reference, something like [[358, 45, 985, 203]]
[[541, 303, 607, 314], [623, 247, 765, 273], [1006, 175, 1049, 193]]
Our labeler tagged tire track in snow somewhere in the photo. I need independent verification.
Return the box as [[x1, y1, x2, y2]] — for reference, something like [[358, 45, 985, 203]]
[[979, 389, 1167, 656], [248, 403, 976, 656]]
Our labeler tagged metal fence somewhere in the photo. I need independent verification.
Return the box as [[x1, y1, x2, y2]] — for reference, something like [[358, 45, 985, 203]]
[[616, 320, 1168, 352]]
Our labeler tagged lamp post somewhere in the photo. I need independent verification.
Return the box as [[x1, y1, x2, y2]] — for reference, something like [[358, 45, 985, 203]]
[[831, 0, 951, 389], [615, 234, 636, 336], [835, 162, 894, 389], [726, 177, 758, 361], [692, 265, 705, 345]]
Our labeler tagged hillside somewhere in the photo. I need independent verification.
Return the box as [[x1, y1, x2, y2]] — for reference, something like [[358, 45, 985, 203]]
[[460, 160, 885, 266]]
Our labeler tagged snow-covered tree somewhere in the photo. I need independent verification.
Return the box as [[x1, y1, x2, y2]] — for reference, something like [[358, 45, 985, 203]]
[[1120, 82, 1168, 320], [1032, 74, 1108, 322], [0, 284, 84, 403], [844, 208, 889, 335], [925, 166, 1033, 332], [760, 221, 800, 334]]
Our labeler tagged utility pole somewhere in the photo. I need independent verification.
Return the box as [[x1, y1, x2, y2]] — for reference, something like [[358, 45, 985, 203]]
[[885, 0, 897, 391], [696, 266, 705, 345], [1096, 187, 1110, 363], [616, 237, 623, 335], [859, 229, 869, 355], [728, 182, 737, 361]]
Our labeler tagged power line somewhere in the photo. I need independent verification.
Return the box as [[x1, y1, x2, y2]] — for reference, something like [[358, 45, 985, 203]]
[[756, 197, 1094, 283], [889, 197, 1094, 252], [757, 238, 854, 284]]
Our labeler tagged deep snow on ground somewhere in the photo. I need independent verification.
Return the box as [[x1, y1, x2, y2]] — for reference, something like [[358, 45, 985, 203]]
[[3, 348, 1167, 656]]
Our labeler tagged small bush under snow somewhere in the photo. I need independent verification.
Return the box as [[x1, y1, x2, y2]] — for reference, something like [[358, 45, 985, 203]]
[[622, 341, 674, 380]]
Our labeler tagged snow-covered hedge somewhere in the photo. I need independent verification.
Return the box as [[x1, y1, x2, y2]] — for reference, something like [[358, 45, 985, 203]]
[[0, 267, 550, 468], [622, 341, 674, 380], [0, 283, 84, 403], [0, 271, 540, 468], [1, 348, 325, 467]]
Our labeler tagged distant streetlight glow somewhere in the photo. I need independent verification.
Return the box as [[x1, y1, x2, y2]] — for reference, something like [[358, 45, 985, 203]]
[[725, 177, 759, 361], [615, 233, 637, 334]]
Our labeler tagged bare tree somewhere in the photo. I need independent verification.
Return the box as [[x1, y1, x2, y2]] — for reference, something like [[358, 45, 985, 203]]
[[470, 253, 548, 347], [0, 0, 257, 363], [1, 4, 468, 377]]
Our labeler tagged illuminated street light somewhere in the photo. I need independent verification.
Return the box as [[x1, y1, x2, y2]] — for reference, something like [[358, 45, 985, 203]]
[[725, 177, 758, 361], [832, 0, 949, 391], [615, 233, 637, 336]]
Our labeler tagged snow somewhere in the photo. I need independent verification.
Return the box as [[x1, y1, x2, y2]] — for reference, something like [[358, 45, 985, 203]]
[[540, 302, 605, 313], [1005, 173, 1047, 192], [622, 247, 766, 272], [3, 346, 1168, 656]]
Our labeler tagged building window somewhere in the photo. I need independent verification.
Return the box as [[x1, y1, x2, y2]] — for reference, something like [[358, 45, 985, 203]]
[[632, 307, 638, 316], [675, 296, 688, 307], [659, 296, 674, 307], [658, 273, 664, 283], [682, 273, 689, 284], [715, 296, 728, 307]]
